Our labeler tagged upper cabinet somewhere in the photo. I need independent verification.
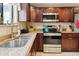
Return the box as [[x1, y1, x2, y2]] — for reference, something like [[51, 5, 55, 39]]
[[30, 6, 36, 22], [59, 7, 74, 22], [35, 8, 43, 22], [20, 3, 30, 21], [74, 7, 79, 13], [29, 7, 74, 22], [29, 6, 43, 22], [42, 7, 74, 22], [43, 7, 59, 13]]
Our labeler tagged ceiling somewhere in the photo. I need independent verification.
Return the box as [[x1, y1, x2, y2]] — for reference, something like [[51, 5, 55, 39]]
[[30, 3, 79, 7]]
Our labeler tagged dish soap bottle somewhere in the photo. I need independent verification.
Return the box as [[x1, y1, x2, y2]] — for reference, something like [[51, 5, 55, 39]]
[[66, 25, 73, 32]]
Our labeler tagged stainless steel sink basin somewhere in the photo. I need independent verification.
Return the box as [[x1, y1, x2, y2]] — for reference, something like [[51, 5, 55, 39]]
[[0, 36, 30, 48]]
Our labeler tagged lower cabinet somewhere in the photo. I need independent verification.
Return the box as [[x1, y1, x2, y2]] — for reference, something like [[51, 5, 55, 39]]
[[62, 33, 79, 51], [35, 33, 43, 51], [30, 33, 43, 56]]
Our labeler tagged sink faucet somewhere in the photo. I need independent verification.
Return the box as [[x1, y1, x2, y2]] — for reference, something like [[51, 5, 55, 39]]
[[11, 24, 20, 39]]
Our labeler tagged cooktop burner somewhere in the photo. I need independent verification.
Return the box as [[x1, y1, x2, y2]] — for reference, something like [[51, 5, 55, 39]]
[[43, 29, 61, 33]]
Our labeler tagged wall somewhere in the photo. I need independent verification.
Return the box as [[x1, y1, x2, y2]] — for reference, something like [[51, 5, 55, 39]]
[[0, 25, 11, 37], [0, 25, 18, 42], [60, 23, 73, 32], [73, 13, 79, 32], [19, 22, 27, 29], [27, 22, 79, 32], [26, 22, 60, 30], [0, 22, 27, 42]]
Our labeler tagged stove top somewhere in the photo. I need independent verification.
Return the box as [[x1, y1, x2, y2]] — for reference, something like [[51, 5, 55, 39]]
[[43, 28, 61, 33]]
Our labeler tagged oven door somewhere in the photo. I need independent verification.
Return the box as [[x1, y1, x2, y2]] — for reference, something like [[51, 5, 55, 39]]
[[43, 35, 61, 53], [43, 36, 61, 44]]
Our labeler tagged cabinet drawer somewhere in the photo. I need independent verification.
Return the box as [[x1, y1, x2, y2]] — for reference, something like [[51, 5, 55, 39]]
[[44, 47, 61, 53], [62, 33, 79, 39]]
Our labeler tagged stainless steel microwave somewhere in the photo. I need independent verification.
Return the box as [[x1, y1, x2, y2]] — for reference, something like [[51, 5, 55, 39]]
[[43, 13, 59, 22]]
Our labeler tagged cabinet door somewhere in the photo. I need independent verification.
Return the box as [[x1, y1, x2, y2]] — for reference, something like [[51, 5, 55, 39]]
[[35, 8, 43, 22], [38, 33, 43, 51], [36, 33, 43, 51], [62, 38, 78, 51], [20, 3, 30, 21], [59, 7, 73, 22], [30, 6, 36, 22], [62, 33, 78, 51]]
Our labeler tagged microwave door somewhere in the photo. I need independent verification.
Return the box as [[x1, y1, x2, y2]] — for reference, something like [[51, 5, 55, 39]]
[[43, 14, 59, 22], [43, 15, 55, 20]]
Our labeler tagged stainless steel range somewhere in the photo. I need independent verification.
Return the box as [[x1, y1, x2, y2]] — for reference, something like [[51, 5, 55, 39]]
[[43, 24, 61, 53]]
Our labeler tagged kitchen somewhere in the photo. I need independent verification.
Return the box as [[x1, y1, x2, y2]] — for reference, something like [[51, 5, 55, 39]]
[[0, 3, 79, 56]]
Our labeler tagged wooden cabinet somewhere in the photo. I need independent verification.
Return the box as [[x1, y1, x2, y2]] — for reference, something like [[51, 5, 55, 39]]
[[35, 8, 43, 22], [21, 3, 30, 21], [74, 7, 79, 13], [29, 7, 74, 22], [35, 33, 43, 51], [43, 7, 59, 13], [62, 33, 78, 51], [30, 6, 36, 22], [30, 33, 43, 56], [59, 7, 74, 22], [29, 6, 43, 22]]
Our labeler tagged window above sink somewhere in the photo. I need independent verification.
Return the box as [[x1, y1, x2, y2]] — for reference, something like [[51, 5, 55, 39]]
[[0, 3, 21, 25]]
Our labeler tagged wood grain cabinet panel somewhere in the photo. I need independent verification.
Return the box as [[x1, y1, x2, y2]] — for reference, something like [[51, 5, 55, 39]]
[[21, 3, 30, 21], [59, 7, 74, 22], [30, 6, 36, 22], [62, 33, 79, 51], [30, 33, 43, 56], [35, 33, 43, 51], [62, 38, 78, 51], [29, 7, 74, 22], [35, 8, 43, 22], [62, 33, 78, 39]]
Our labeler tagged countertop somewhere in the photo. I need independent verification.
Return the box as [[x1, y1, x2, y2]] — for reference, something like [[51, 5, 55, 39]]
[[0, 29, 79, 56], [61, 31, 79, 33], [21, 30, 43, 56], [0, 29, 42, 56]]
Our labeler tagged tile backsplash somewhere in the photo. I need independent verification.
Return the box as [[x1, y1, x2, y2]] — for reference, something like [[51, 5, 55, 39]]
[[60, 23, 73, 32], [60, 23, 79, 32], [74, 13, 79, 32], [0, 21, 79, 37], [26, 22, 43, 29], [0, 26, 11, 36], [0, 22, 26, 37], [0, 25, 18, 37], [27, 22, 79, 32], [26, 22, 60, 30]]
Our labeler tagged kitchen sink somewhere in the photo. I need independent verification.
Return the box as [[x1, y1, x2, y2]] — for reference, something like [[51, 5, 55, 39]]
[[0, 35, 30, 48]]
